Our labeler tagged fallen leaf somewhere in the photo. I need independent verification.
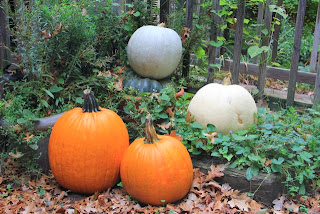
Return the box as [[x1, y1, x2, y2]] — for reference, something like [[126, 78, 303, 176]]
[[228, 198, 249, 212], [265, 159, 272, 166], [56, 191, 66, 203], [97, 194, 106, 206], [157, 122, 173, 130], [165, 130, 183, 141], [13, 124, 23, 133], [284, 201, 299, 213], [114, 77, 123, 91], [206, 164, 225, 182], [273, 196, 286, 211], [23, 132, 34, 142], [9, 151, 24, 159], [203, 181, 222, 190], [203, 132, 218, 144], [249, 199, 263, 212], [165, 106, 175, 118], [186, 110, 194, 123]]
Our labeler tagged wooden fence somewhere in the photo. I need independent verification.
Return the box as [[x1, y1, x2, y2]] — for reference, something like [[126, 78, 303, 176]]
[[1, 0, 320, 107]]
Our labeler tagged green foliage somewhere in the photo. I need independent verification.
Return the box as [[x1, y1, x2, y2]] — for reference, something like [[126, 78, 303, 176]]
[[170, 99, 320, 196], [10, 0, 156, 80]]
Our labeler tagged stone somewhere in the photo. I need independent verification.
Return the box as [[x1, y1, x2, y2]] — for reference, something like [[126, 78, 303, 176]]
[[191, 154, 284, 206]]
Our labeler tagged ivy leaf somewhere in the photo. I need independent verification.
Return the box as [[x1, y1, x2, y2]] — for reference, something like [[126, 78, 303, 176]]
[[209, 63, 221, 69], [246, 166, 259, 180], [50, 85, 63, 93], [195, 46, 205, 60], [159, 94, 170, 101], [271, 164, 282, 172], [209, 40, 223, 47], [133, 11, 140, 17], [299, 151, 313, 163], [29, 143, 39, 150], [261, 28, 269, 35], [248, 153, 260, 162], [272, 157, 284, 165], [190, 122, 203, 129], [75, 97, 84, 104], [124, 23, 131, 31], [248, 46, 263, 58]]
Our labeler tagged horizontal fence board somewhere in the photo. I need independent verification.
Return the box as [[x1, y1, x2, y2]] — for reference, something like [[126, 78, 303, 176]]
[[217, 59, 316, 85], [188, 74, 313, 106], [191, 55, 317, 85]]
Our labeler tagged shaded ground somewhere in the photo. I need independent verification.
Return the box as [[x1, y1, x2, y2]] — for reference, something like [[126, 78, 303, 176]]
[[0, 158, 319, 213]]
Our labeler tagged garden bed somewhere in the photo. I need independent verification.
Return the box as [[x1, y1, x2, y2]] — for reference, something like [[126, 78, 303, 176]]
[[35, 137, 281, 206]]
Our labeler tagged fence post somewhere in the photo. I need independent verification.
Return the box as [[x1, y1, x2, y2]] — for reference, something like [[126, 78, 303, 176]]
[[253, 1, 264, 64], [112, 0, 122, 16], [207, 0, 220, 83], [310, 1, 320, 73], [314, 53, 320, 107], [232, 0, 245, 84], [271, 0, 283, 62], [182, 0, 193, 78], [160, 0, 169, 23], [257, 0, 273, 92], [287, 0, 307, 106], [0, 0, 11, 71]]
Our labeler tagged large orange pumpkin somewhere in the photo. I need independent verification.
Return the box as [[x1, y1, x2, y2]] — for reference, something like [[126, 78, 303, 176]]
[[120, 115, 193, 205], [49, 89, 129, 194]]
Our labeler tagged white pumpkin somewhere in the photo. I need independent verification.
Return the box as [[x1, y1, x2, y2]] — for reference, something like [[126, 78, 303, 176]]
[[127, 25, 182, 80], [187, 83, 257, 135]]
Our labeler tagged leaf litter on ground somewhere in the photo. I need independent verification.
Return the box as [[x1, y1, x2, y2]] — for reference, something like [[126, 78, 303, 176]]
[[1, 158, 320, 213]]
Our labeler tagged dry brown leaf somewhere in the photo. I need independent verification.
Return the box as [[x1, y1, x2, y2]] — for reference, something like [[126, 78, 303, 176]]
[[12, 124, 23, 133], [165, 130, 183, 141], [179, 201, 193, 212], [228, 198, 249, 212], [23, 132, 34, 142], [206, 164, 225, 182], [284, 201, 299, 213], [249, 199, 263, 212], [186, 110, 194, 123], [157, 122, 173, 130], [56, 191, 66, 203], [165, 106, 175, 118], [203, 132, 218, 144], [203, 181, 222, 190], [265, 159, 272, 166], [9, 151, 24, 159]]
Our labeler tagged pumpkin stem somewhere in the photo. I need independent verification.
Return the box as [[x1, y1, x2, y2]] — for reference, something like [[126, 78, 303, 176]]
[[158, 23, 166, 27], [222, 77, 231, 85], [222, 72, 232, 85], [82, 89, 101, 113], [144, 115, 159, 144]]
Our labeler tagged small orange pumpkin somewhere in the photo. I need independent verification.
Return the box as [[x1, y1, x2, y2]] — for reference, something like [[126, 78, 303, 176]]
[[120, 115, 193, 205], [49, 89, 129, 194]]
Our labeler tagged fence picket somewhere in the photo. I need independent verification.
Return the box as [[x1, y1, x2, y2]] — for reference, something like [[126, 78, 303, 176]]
[[287, 0, 307, 106], [232, 0, 246, 84], [182, 0, 193, 78], [271, 0, 283, 62], [310, 1, 320, 73], [257, 0, 273, 92]]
